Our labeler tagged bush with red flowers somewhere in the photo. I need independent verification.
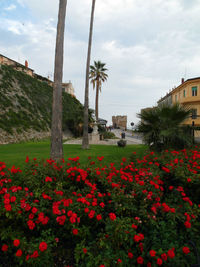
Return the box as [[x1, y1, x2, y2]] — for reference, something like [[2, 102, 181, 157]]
[[0, 148, 200, 266]]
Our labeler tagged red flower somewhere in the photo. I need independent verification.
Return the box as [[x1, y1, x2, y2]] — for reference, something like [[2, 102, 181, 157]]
[[131, 224, 137, 229], [157, 258, 163, 265], [10, 196, 16, 202], [162, 166, 170, 173], [137, 256, 144, 264], [4, 204, 12, 211], [99, 202, 105, 208], [16, 249, 22, 257], [39, 241, 48, 252], [134, 235, 140, 242], [128, 252, 133, 258], [31, 250, 39, 258], [27, 220, 35, 230], [56, 215, 66, 225], [167, 248, 175, 259], [25, 156, 29, 163], [109, 213, 116, 221], [2, 244, 8, 252], [85, 207, 89, 213], [182, 247, 190, 255], [117, 258, 122, 263], [96, 214, 102, 221], [72, 228, 78, 235], [70, 216, 76, 224], [161, 253, 167, 261], [83, 248, 87, 254], [45, 176, 52, 182], [32, 207, 38, 214], [13, 239, 20, 247], [88, 210, 95, 219], [184, 221, 191, 228], [149, 250, 156, 257]]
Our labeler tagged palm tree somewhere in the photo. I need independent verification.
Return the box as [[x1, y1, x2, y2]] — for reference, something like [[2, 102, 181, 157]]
[[82, 0, 96, 149], [137, 103, 192, 151], [89, 61, 108, 121], [50, 0, 67, 160]]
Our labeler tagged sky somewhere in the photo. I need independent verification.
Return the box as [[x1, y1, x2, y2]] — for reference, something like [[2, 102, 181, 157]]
[[1, 0, 200, 127]]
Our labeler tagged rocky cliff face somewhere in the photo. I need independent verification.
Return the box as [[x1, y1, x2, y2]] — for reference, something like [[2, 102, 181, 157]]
[[0, 65, 84, 144]]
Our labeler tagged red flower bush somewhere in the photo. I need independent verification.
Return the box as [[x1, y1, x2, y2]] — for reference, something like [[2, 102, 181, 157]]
[[0, 148, 200, 266]]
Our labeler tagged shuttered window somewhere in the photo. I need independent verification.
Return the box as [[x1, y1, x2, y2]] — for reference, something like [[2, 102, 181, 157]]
[[192, 86, 197, 96]]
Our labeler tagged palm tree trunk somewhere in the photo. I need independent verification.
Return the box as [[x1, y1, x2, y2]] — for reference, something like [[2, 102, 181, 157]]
[[82, 0, 96, 149], [50, 0, 67, 160], [95, 81, 99, 121]]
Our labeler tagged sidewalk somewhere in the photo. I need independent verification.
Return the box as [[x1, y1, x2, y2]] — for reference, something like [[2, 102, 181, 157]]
[[64, 133, 143, 145]]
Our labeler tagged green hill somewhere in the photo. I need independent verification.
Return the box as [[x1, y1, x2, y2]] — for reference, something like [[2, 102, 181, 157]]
[[0, 64, 85, 144]]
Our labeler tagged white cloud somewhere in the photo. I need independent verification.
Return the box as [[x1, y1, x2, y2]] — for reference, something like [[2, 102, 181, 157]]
[[1, 0, 200, 125], [4, 4, 16, 11]]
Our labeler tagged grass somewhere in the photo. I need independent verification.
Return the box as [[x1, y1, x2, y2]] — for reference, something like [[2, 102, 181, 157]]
[[0, 139, 148, 168]]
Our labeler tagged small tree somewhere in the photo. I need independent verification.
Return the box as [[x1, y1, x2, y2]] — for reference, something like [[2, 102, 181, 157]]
[[89, 60, 108, 121], [137, 103, 192, 151]]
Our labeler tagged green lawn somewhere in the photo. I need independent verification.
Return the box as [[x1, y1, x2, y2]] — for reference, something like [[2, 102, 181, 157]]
[[0, 140, 148, 168]]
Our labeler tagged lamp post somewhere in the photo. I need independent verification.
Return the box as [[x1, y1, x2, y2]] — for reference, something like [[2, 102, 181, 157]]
[[131, 122, 134, 136]]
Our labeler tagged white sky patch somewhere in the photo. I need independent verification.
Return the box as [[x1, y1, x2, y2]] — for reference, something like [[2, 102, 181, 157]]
[[4, 4, 16, 11], [1, 0, 200, 125]]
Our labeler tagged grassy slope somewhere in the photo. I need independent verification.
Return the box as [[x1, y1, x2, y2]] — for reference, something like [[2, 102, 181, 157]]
[[0, 140, 148, 168], [0, 65, 84, 136]]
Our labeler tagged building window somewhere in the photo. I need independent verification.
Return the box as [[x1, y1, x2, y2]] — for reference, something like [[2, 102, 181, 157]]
[[183, 90, 185, 97], [192, 86, 197, 96], [191, 109, 197, 119], [175, 95, 177, 102]]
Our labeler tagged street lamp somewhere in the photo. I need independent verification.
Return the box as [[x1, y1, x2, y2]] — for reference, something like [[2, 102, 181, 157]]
[[131, 122, 134, 136]]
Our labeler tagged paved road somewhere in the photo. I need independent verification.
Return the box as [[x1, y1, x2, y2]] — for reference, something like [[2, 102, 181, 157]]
[[111, 129, 143, 144], [64, 129, 143, 145]]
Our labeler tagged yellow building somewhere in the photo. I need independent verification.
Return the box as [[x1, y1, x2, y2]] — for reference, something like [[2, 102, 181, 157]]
[[158, 77, 200, 137]]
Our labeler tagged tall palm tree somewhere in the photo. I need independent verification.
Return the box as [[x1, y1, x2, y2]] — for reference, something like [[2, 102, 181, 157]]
[[89, 61, 108, 121], [50, 0, 67, 160], [82, 0, 96, 149], [137, 103, 192, 151]]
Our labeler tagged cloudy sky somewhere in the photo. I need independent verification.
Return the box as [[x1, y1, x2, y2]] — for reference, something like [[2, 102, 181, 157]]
[[1, 0, 200, 126]]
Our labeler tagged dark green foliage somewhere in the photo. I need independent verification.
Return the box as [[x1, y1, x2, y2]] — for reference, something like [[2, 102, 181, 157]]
[[137, 103, 193, 151], [102, 131, 116, 139], [0, 65, 85, 137], [117, 139, 127, 147]]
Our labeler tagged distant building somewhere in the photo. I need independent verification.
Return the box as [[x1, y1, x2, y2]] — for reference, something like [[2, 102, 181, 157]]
[[0, 53, 76, 97], [157, 91, 173, 106], [112, 115, 127, 130], [62, 82, 75, 97], [0, 54, 34, 77]]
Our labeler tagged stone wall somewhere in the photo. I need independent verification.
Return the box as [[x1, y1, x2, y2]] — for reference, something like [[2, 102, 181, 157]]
[[112, 115, 127, 130], [0, 129, 50, 144]]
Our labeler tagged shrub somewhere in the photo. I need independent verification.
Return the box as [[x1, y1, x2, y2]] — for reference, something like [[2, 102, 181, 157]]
[[0, 148, 200, 266], [117, 139, 127, 147], [102, 131, 116, 139], [137, 103, 193, 151]]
